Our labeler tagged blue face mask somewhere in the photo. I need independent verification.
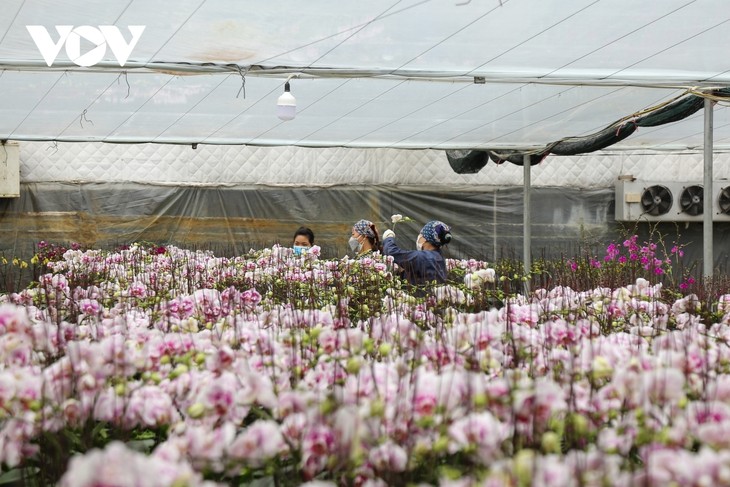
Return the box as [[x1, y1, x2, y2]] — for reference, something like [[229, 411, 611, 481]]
[[293, 246, 308, 256]]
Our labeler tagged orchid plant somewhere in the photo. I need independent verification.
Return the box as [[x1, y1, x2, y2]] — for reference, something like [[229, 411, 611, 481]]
[[0, 237, 728, 486]]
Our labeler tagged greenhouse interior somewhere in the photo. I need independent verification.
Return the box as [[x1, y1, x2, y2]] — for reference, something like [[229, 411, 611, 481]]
[[2, 1, 730, 486]]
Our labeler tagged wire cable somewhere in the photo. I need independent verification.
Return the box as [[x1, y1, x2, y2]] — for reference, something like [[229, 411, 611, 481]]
[[605, 17, 730, 81], [451, 86, 629, 151], [239, 1, 412, 145], [463, 0, 600, 78], [251, 0, 431, 67], [256, 0, 509, 146], [112, 0, 135, 26], [55, 73, 130, 138], [0, 0, 26, 47], [102, 75, 177, 142], [538, 1, 697, 81], [396, 0, 511, 76], [6, 71, 67, 140], [152, 74, 234, 142], [302, 0, 406, 69], [143, 0, 208, 67]]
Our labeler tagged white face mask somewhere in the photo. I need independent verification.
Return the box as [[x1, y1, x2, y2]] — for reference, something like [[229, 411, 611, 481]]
[[416, 236, 424, 251], [349, 236, 362, 253]]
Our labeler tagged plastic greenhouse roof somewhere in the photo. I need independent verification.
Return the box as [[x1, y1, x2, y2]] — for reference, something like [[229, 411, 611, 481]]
[[1, 0, 730, 151]]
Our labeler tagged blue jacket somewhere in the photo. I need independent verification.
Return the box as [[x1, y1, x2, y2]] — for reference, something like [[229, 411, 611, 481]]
[[383, 237, 447, 286]]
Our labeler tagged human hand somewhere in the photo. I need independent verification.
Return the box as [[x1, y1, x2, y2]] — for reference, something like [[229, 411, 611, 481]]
[[383, 229, 395, 240]]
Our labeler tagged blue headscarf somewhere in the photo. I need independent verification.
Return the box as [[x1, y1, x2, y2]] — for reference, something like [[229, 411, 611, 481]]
[[421, 220, 451, 247], [353, 219, 376, 238]]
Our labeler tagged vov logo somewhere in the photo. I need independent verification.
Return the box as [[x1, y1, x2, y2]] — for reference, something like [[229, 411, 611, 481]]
[[26, 25, 145, 67]]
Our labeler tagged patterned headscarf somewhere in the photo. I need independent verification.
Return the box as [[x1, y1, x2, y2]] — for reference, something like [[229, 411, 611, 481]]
[[421, 220, 451, 247], [353, 219, 376, 238]]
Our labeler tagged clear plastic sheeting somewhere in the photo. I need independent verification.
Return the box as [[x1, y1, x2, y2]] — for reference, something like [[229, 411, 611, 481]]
[[1, 1, 730, 149], [1, 72, 729, 150], [2, 182, 730, 271], [0, 182, 607, 259], [3, 141, 730, 269]]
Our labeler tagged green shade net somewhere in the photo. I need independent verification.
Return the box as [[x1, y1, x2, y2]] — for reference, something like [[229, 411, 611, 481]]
[[448, 88, 730, 172]]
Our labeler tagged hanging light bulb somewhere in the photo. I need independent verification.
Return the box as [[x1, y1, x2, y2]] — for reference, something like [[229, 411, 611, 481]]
[[277, 81, 296, 121]]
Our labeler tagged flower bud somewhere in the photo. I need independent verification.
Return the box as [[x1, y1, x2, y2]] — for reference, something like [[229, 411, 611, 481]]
[[541, 431, 561, 454], [187, 402, 206, 419], [514, 449, 536, 486], [346, 357, 362, 374], [370, 398, 385, 418]]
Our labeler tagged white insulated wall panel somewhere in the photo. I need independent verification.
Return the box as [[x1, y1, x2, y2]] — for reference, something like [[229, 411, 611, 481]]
[[17, 142, 730, 189]]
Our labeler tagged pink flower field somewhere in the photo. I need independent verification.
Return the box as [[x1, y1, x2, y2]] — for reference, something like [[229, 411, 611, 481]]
[[1, 242, 729, 486]]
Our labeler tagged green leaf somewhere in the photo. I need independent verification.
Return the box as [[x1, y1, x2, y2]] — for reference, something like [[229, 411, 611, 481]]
[[0, 467, 39, 485], [247, 477, 276, 487], [133, 430, 157, 441], [0, 469, 23, 485], [126, 439, 156, 453]]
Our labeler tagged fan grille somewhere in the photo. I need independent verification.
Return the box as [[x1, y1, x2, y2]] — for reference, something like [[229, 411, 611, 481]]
[[640, 185, 673, 216], [719, 187, 730, 215], [679, 185, 703, 216]]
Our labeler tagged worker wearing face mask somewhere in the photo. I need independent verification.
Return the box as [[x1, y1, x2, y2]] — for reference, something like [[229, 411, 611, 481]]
[[382, 220, 452, 286], [349, 219, 382, 257], [292, 226, 315, 256]]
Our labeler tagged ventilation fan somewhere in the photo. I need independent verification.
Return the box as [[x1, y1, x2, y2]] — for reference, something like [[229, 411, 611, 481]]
[[640, 185, 673, 216], [719, 187, 730, 215], [616, 180, 730, 221], [679, 185, 704, 216]]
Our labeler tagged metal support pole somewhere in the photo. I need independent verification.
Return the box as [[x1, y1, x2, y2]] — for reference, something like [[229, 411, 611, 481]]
[[704, 98, 714, 278], [493, 190, 498, 263], [523, 155, 531, 295]]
